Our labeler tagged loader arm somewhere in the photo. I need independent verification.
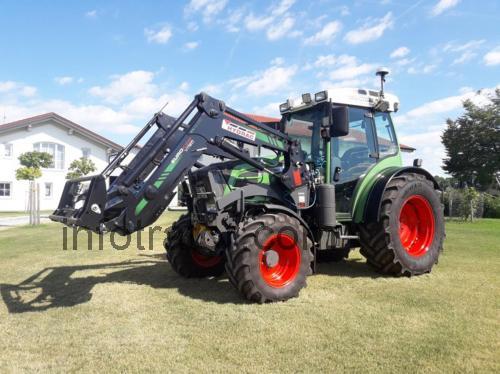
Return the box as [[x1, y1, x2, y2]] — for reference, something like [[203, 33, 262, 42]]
[[50, 93, 309, 235]]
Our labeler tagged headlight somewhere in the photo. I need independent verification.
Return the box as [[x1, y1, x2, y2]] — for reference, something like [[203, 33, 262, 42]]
[[315, 90, 328, 102], [302, 93, 312, 104]]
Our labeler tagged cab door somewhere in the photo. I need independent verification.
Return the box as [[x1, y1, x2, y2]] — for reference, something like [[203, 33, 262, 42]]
[[331, 107, 377, 219]]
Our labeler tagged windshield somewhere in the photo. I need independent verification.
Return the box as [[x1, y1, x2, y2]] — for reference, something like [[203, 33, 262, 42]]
[[284, 107, 324, 168]]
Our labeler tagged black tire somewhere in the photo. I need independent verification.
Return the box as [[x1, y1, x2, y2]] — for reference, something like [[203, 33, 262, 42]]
[[358, 173, 444, 276], [164, 214, 225, 278], [225, 213, 313, 303]]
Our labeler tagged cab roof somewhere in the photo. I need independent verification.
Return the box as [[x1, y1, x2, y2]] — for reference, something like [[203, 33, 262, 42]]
[[283, 87, 400, 113]]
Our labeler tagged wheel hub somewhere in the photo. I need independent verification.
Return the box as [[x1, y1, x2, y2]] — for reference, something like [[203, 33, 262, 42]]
[[263, 250, 279, 268]]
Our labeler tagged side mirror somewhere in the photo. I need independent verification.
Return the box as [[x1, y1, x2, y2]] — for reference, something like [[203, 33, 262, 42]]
[[321, 105, 349, 138], [330, 106, 349, 137]]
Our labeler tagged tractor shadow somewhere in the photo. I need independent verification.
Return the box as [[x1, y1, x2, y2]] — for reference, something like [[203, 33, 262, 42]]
[[0, 254, 244, 314], [316, 256, 381, 279], [1, 254, 379, 314]]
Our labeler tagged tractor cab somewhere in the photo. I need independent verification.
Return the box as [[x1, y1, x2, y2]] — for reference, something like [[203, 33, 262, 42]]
[[279, 85, 401, 218]]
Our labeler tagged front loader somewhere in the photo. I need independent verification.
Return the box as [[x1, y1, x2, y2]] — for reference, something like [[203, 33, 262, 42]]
[[51, 69, 444, 303]]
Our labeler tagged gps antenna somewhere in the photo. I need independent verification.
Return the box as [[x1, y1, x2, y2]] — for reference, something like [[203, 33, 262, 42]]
[[376, 67, 390, 98]]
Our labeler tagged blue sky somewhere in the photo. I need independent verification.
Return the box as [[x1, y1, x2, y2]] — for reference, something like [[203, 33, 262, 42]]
[[1, 0, 499, 175]]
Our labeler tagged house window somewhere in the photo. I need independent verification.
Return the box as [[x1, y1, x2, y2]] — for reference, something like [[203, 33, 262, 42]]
[[0, 182, 11, 197], [2, 143, 13, 158], [34, 142, 65, 169], [82, 147, 91, 158], [44, 182, 53, 198]]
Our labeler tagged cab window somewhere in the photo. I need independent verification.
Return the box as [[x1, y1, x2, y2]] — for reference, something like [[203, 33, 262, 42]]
[[332, 107, 376, 182], [373, 112, 398, 157]]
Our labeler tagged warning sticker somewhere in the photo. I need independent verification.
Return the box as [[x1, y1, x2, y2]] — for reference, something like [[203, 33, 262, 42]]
[[222, 119, 256, 141]]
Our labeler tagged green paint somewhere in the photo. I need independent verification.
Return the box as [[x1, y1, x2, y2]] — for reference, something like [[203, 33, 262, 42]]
[[325, 140, 331, 184], [351, 151, 402, 223], [223, 162, 272, 195], [135, 198, 149, 216], [135, 144, 187, 216]]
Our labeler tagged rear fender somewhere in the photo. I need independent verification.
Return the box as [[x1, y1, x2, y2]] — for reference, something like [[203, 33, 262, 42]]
[[361, 166, 441, 223]]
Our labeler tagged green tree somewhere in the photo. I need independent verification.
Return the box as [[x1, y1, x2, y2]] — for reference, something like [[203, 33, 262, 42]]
[[441, 89, 500, 190], [66, 157, 97, 179], [460, 187, 480, 221], [15, 151, 53, 181]]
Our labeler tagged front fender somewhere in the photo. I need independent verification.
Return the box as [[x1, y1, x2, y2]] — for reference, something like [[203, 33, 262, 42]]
[[360, 166, 440, 223]]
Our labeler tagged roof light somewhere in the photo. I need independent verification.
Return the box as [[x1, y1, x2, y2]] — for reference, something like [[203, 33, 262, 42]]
[[315, 90, 328, 102], [279, 99, 293, 113], [302, 93, 312, 104]]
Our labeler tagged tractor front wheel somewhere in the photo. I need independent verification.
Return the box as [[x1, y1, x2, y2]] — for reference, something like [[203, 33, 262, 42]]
[[225, 213, 313, 303], [359, 173, 444, 276], [164, 214, 225, 278]]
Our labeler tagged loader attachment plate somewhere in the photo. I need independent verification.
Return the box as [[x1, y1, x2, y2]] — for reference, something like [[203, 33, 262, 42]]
[[49, 174, 107, 232]]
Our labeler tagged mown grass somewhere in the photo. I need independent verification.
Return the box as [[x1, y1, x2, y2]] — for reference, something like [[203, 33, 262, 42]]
[[0, 210, 52, 218], [0, 214, 498, 373]]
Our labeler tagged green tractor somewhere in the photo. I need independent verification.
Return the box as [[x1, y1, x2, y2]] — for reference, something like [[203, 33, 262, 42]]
[[51, 69, 444, 303]]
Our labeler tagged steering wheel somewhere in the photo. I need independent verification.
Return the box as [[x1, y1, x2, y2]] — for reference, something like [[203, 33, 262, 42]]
[[341, 146, 369, 170]]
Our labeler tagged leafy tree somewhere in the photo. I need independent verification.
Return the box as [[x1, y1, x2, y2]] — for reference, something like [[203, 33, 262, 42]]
[[441, 89, 500, 190], [460, 187, 480, 221], [66, 157, 97, 179], [15, 151, 53, 181]]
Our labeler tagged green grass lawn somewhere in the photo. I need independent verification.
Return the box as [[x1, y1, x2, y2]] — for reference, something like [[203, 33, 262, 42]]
[[0, 214, 498, 373], [0, 210, 52, 218]]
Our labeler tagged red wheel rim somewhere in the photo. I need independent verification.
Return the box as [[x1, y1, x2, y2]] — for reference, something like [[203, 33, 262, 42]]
[[399, 195, 435, 257], [259, 233, 301, 288], [191, 250, 222, 268]]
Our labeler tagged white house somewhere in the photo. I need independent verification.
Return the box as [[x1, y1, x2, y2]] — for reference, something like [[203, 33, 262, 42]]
[[0, 113, 133, 212]]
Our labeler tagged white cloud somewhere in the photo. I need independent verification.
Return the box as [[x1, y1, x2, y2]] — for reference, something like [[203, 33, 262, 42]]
[[244, 1, 299, 41], [344, 12, 393, 44], [271, 57, 285, 66], [396, 58, 415, 66], [329, 62, 376, 81], [1, 75, 194, 137], [179, 81, 190, 91], [184, 41, 199, 51], [407, 63, 437, 75], [304, 21, 342, 45], [20, 86, 37, 97], [443, 39, 485, 53], [252, 102, 281, 117], [85, 10, 97, 18], [396, 88, 497, 125], [0, 81, 17, 92], [224, 7, 245, 32], [144, 25, 172, 44], [245, 14, 274, 31], [267, 17, 296, 40], [484, 48, 500, 66], [0, 81, 37, 97], [246, 65, 298, 96], [55, 76, 74, 85], [185, 0, 228, 23], [395, 85, 499, 175], [390, 46, 410, 59], [271, 0, 296, 16], [430, 0, 460, 17], [89, 70, 156, 104], [452, 51, 476, 65]]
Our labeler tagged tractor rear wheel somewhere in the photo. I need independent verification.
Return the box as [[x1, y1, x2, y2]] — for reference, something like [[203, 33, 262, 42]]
[[164, 214, 225, 278], [359, 173, 444, 276], [225, 213, 313, 303]]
